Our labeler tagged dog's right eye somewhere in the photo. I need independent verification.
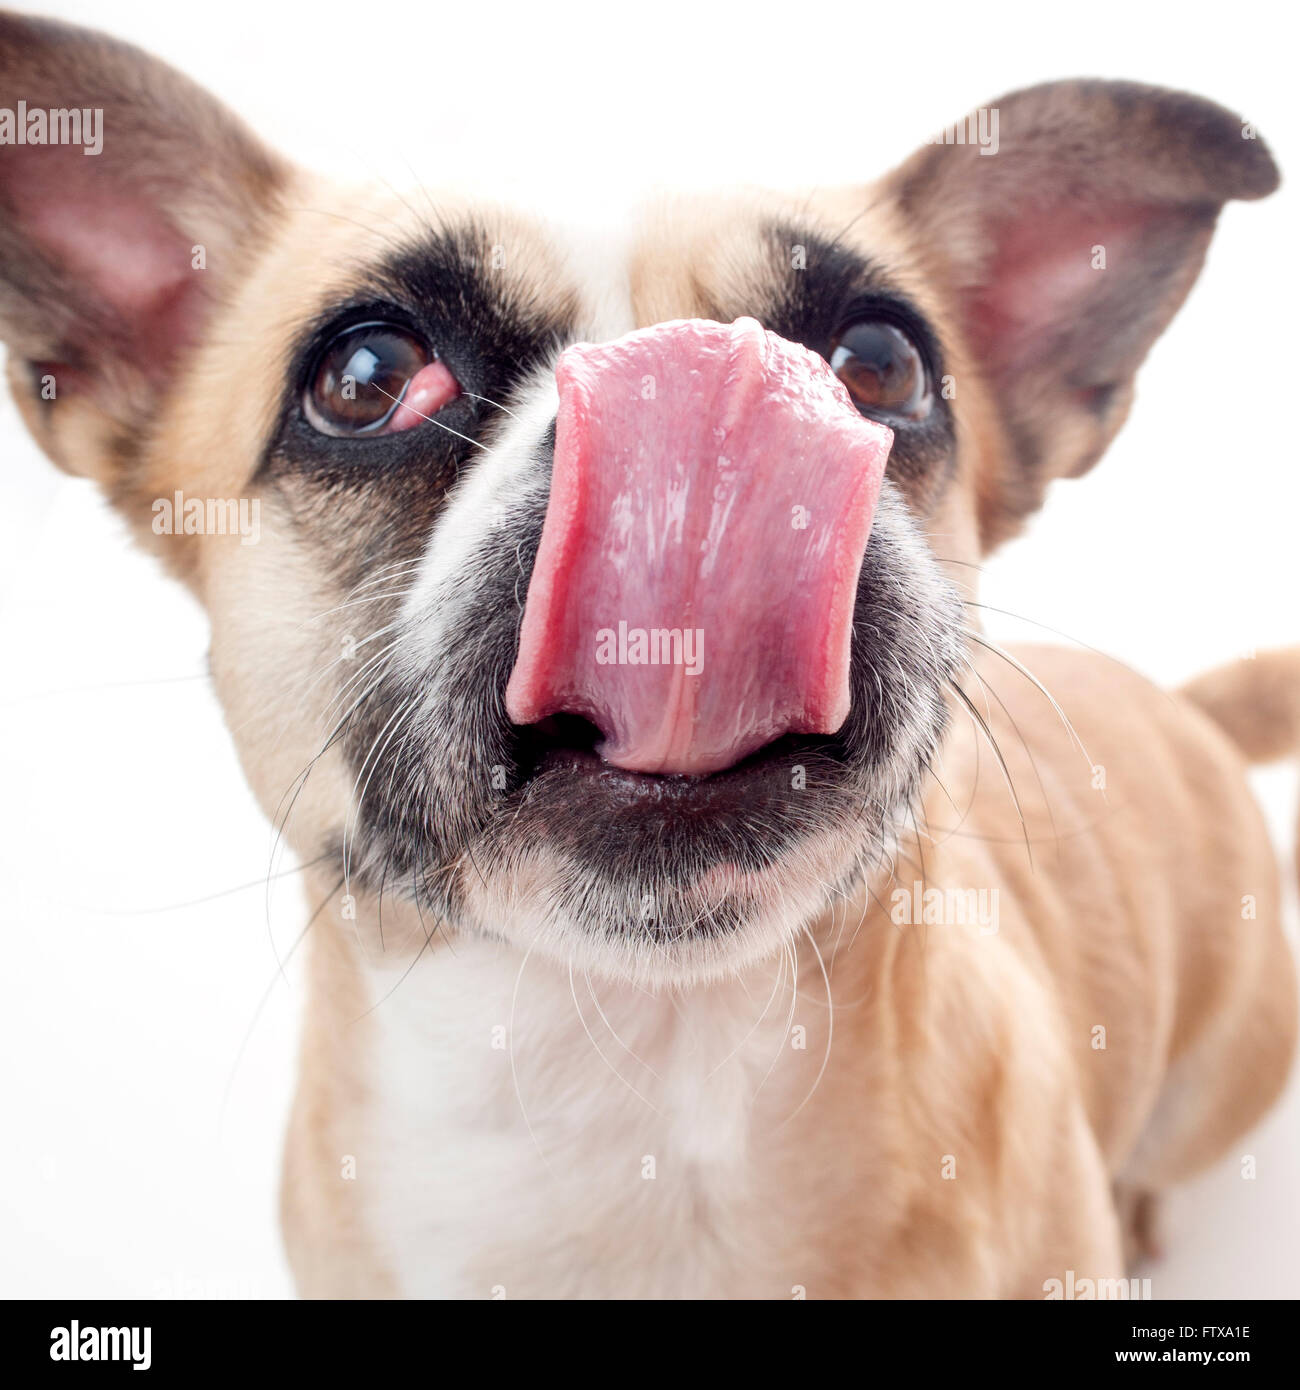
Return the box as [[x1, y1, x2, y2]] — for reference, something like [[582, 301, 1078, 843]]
[[829, 318, 931, 423], [304, 322, 460, 436]]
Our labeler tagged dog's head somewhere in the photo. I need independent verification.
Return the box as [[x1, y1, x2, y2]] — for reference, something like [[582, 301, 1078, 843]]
[[0, 14, 1276, 983]]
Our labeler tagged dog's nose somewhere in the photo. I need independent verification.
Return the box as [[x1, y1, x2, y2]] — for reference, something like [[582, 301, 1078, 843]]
[[505, 317, 892, 776]]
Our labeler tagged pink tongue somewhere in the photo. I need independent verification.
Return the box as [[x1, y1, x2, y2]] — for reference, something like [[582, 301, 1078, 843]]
[[505, 317, 892, 776]]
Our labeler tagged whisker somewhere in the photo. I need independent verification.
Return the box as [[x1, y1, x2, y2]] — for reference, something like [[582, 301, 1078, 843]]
[[705, 953, 787, 1079], [218, 873, 344, 1137], [461, 389, 519, 419], [964, 629, 1099, 774], [947, 677, 1034, 868], [956, 656, 1061, 850], [368, 380, 488, 452], [508, 937, 560, 1177], [778, 922, 835, 1129], [568, 963, 664, 1115], [55, 851, 330, 917], [0, 671, 211, 709], [752, 941, 799, 1105], [582, 968, 665, 1082]]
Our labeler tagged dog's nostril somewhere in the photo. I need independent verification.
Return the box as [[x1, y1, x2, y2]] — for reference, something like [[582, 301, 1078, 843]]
[[528, 712, 604, 755], [512, 711, 611, 785]]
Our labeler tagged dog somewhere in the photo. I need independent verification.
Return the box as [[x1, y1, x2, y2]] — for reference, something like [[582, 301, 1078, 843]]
[[2, 11, 1296, 1299]]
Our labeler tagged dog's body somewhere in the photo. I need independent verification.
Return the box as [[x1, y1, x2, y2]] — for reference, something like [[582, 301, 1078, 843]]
[[2, 14, 1295, 1299], [282, 646, 1297, 1298]]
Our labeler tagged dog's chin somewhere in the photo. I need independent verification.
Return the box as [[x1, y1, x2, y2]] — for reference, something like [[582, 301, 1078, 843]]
[[456, 813, 886, 988], [413, 734, 910, 986], [337, 725, 918, 985]]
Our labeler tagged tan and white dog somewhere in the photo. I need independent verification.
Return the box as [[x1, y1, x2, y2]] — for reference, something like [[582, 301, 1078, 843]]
[[2, 13, 1296, 1299]]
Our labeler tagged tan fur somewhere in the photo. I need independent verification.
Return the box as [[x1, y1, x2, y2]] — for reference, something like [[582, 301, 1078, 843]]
[[2, 14, 1295, 1297], [1182, 649, 1300, 766]]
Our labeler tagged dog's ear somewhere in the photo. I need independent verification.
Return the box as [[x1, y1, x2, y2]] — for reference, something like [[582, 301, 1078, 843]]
[[0, 14, 288, 482], [881, 80, 1278, 546]]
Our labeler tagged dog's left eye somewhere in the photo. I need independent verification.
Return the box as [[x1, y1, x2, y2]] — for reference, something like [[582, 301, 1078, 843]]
[[304, 322, 460, 437], [830, 319, 931, 422]]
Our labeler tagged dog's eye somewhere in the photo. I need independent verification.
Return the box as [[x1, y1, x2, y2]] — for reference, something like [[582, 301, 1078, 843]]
[[830, 320, 931, 422], [304, 322, 460, 436]]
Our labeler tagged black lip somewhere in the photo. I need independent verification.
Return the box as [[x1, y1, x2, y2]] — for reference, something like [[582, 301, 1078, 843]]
[[470, 717, 866, 912], [515, 722, 842, 815]]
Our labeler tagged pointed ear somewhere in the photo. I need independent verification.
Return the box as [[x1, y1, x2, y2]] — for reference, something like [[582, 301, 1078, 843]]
[[0, 13, 289, 481], [881, 80, 1278, 544]]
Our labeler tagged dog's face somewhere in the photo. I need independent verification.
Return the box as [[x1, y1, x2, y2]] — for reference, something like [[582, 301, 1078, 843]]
[[0, 15, 1276, 982]]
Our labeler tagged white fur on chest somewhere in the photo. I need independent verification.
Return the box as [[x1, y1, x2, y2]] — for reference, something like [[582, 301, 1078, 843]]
[[357, 936, 819, 1299]]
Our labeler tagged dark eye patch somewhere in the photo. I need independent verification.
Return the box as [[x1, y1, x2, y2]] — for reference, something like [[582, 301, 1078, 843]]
[[255, 222, 575, 587], [710, 224, 957, 511], [265, 225, 573, 482]]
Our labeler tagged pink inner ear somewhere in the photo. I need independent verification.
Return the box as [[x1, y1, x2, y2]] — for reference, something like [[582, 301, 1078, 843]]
[[969, 203, 1158, 374], [9, 145, 200, 366], [30, 191, 191, 322]]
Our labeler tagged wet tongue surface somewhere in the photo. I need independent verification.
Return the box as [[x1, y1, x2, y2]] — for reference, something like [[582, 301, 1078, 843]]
[[505, 317, 893, 777]]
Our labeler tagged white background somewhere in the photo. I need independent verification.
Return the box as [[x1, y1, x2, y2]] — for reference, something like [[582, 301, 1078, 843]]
[[1, 0, 1296, 1298]]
